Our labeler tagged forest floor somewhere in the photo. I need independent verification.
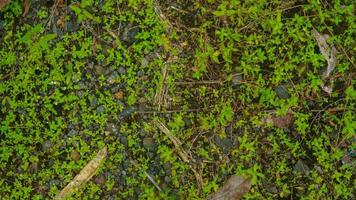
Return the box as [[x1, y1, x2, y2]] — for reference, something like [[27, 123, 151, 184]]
[[0, 0, 355, 199]]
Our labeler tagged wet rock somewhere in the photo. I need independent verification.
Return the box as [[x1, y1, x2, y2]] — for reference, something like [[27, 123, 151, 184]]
[[68, 129, 78, 137], [213, 135, 233, 154], [163, 163, 172, 175], [66, 20, 79, 32], [117, 67, 127, 75], [71, 151, 80, 161], [119, 107, 136, 118], [122, 26, 140, 44], [143, 137, 156, 151], [90, 97, 98, 107], [137, 70, 144, 76], [120, 135, 128, 146], [96, 105, 105, 113], [141, 58, 149, 68], [95, 65, 109, 75], [275, 85, 290, 99], [94, 174, 106, 185], [294, 159, 310, 175]]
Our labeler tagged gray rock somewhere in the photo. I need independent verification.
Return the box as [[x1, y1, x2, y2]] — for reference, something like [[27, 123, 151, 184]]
[[275, 85, 290, 99], [68, 129, 77, 136], [96, 105, 105, 113], [122, 26, 140, 44], [90, 97, 98, 107], [213, 135, 232, 154], [143, 137, 156, 151], [117, 67, 127, 75], [294, 159, 310, 175]]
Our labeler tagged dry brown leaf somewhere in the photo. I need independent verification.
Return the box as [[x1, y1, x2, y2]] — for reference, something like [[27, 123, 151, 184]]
[[266, 112, 294, 128], [207, 175, 251, 200], [0, 0, 11, 10], [22, 0, 30, 17], [54, 147, 108, 199]]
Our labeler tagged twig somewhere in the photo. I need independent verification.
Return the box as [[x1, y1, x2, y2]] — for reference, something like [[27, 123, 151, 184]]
[[154, 120, 203, 189], [144, 171, 162, 192]]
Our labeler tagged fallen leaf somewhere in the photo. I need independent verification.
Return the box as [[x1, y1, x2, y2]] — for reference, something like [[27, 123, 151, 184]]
[[312, 29, 337, 79], [54, 147, 108, 199], [207, 175, 251, 200], [0, 0, 11, 10], [22, 0, 30, 17], [266, 112, 294, 128]]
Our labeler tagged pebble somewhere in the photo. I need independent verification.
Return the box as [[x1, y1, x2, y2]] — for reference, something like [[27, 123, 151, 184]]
[[143, 137, 156, 151], [293, 159, 310, 175], [213, 135, 232, 154], [68, 129, 78, 137], [70, 151, 80, 161], [122, 26, 140, 44], [94, 174, 106, 185], [90, 97, 98, 107], [96, 105, 105, 113], [275, 85, 290, 99], [117, 67, 127, 75]]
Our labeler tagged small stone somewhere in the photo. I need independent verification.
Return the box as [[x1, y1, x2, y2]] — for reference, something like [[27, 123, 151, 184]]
[[294, 159, 310, 175], [94, 174, 106, 185], [90, 98, 98, 107], [96, 105, 105, 113], [70, 151, 80, 161], [137, 70, 144, 76], [122, 26, 140, 44], [68, 129, 77, 137], [141, 58, 149, 68], [120, 135, 128, 146], [213, 135, 232, 154], [275, 85, 290, 99], [117, 67, 126, 75], [164, 176, 171, 183], [95, 65, 108, 75], [143, 137, 156, 151]]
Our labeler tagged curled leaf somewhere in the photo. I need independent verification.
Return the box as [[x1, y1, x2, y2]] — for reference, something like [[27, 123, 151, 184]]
[[207, 175, 251, 200], [312, 29, 337, 78]]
